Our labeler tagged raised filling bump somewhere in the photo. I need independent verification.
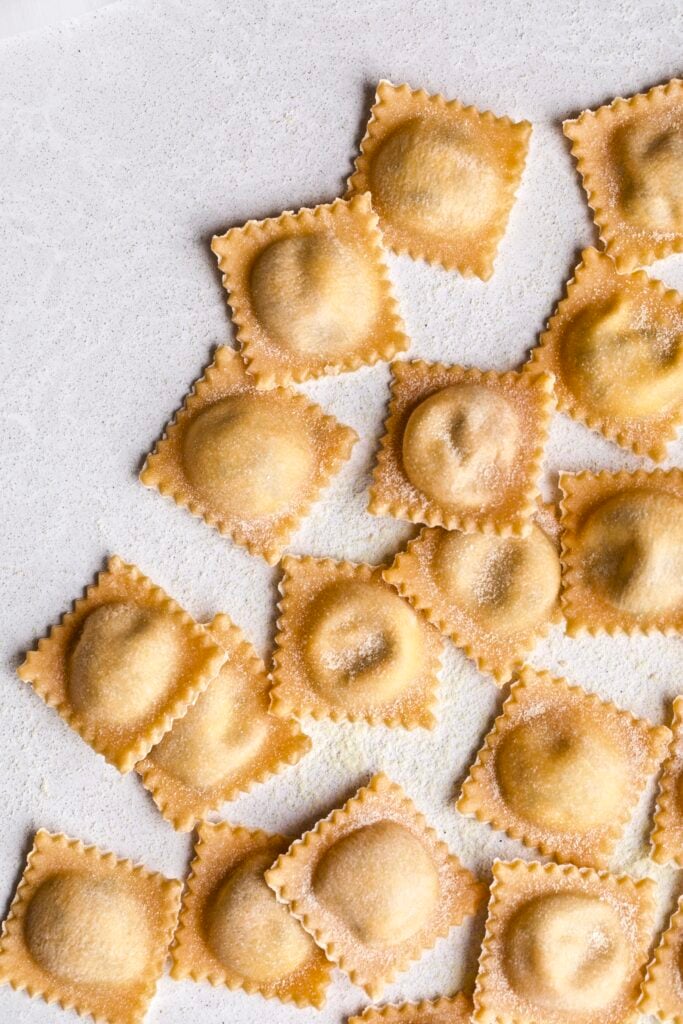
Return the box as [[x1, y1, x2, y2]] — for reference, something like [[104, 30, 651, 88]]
[[68, 602, 181, 727], [402, 383, 520, 509]]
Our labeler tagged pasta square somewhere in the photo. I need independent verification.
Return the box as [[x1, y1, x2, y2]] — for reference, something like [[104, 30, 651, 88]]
[[473, 860, 657, 1024], [560, 468, 683, 635], [348, 993, 473, 1024], [211, 194, 408, 387], [458, 667, 670, 867], [531, 247, 683, 461], [383, 504, 561, 684], [564, 79, 683, 271], [136, 612, 310, 831], [140, 346, 357, 564], [639, 893, 683, 1024], [265, 772, 484, 999], [369, 360, 554, 535], [269, 555, 444, 728], [17, 556, 226, 772], [650, 695, 683, 866], [0, 829, 181, 1024], [347, 81, 531, 278], [170, 821, 332, 1008]]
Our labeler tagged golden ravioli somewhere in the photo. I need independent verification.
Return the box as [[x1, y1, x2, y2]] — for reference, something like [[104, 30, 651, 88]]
[[269, 556, 443, 727], [532, 247, 683, 459], [136, 613, 310, 831], [564, 79, 683, 270], [560, 468, 683, 635], [0, 830, 181, 1024], [17, 556, 226, 772], [369, 360, 554, 535], [639, 893, 683, 1024], [651, 696, 683, 866], [265, 772, 484, 999], [170, 821, 331, 1008], [348, 81, 531, 278], [211, 194, 408, 386], [349, 993, 473, 1024], [458, 667, 670, 867], [473, 860, 656, 1024], [140, 346, 357, 564], [384, 504, 560, 683]]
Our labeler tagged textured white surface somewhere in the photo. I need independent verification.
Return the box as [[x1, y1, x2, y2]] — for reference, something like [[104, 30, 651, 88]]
[[2, 1, 683, 1021], [0, 0, 119, 40]]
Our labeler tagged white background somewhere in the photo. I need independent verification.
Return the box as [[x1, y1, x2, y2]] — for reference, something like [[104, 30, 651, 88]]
[[2, 1, 683, 1022]]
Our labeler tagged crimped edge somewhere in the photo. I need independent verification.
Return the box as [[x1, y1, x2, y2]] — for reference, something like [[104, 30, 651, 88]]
[[348, 992, 473, 1023], [530, 246, 683, 461], [347, 80, 532, 279], [639, 892, 683, 1023], [563, 79, 683, 272], [559, 467, 683, 636], [0, 828, 182, 1024], [457, 666, 671, 867], [269, 555, 443, 729], [651, 695, 683, 866], [383, 507, 562, 686], [210, 193, 409, 387], [140, 346, 358, 565], [266, 772, 485, 999], [136, 612, 311, 831], [16, 555, 227, 772], [169, 821, 332, 1008], [473, 858, 658, 1024], [368, 359, 555, 536]]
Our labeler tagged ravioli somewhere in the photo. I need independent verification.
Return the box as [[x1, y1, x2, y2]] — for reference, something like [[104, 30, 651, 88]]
[[639, 892, 683, 1024], [17, 556, 226, 772], [384, 505, 561, 682], [348, 81, 531, 278], [265, 772, 484, 998], [0, 830, 181, 1024], [532, 247, 683, 460], [136, 613, 310, 831], [564, 79, 683, 270], [369, 359, 554, 535], [348, 993, 473, 1024], [170, 821, 331, 1007], [140, 346, 357, 564], [473, 860, 656, 1024], [211, 194, 408, 385], [458, 667, 670, 866], [270, 556, 443, 727], [651, 696, 683, 866], [560, 468, 683, 634]]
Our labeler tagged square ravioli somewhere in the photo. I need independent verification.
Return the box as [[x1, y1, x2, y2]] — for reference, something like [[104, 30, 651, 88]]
[[651, 696, 683, 865], [170, 821, 332, 1008], [211, 194, 408, 387], [269, 555, 444, 728], [639, 893, 683, 1024], [265, 772, 484, 999], [347, 80, 531, 278], [473, 860, 657, 1024], [383, 504, 561, 684], [349, 993, 473, 1024], [17, 555, 226, 772], [0, 829, 181, 1024], [457, 667, 670, 867], [560, 467, 683, 635], [531, 247, 683, 460], [140, 346, 357, 564], [136, 612, 310, 831], [369, 360, 554, 535], [564, 79, 683, 271]]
